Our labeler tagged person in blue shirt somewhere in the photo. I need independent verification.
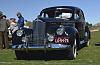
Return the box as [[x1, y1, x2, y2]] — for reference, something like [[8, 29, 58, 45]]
[[16, 12, 24, 29]]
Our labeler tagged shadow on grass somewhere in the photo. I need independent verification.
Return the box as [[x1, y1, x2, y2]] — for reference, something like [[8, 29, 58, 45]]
[[15, 50, 69, 60]]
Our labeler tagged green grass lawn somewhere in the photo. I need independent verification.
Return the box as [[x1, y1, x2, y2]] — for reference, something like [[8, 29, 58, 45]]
[[0, 31, 100, 65]]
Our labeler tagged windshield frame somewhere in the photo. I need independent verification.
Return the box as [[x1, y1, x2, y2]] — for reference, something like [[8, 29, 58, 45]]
[[40, 8, 75, 20]]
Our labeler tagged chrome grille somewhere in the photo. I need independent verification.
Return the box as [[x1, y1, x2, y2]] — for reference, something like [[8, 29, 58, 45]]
[[33, 21, 45, 45]]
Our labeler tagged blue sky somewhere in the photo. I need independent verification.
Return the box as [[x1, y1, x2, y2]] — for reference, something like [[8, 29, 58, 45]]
[[0, 0, 100, 25]]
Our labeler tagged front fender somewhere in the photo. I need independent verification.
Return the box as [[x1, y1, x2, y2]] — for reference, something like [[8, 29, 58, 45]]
[[12, 28, 33, 45], [65, 27, 78, 37], [65, 27, 78, 46]]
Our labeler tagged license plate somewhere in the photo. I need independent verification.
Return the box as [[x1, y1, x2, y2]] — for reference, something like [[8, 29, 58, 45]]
[[55, 37, 69, 43]]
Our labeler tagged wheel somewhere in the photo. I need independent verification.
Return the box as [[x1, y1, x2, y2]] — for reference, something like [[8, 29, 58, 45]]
[[67, 39, 77, 60], [84, 32, 90, 47], [85, 40, 90, 47]]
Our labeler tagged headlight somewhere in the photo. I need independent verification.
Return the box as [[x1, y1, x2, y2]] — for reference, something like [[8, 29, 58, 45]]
[[16, 30, 23, 36], [47, 33, 54, 42], [56, 25, 64, 35]]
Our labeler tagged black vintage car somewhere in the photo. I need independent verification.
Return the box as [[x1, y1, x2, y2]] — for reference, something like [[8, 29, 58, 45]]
[[12, 6, 91, 60]]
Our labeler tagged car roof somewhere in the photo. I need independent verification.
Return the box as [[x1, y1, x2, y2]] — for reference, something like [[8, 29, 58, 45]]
[[41, 6, 81, 12]]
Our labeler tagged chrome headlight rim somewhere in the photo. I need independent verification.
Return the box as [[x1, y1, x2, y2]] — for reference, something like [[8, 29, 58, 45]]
[[47, 33, 54, 42], [16, 29, 23, 37], [56, 27, 64, 35]]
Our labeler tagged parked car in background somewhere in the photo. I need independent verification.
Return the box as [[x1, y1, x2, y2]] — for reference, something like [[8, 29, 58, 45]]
[[12, 6, 91, 60]]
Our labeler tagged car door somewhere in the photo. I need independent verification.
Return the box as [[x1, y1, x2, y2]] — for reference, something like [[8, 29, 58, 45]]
[[75, 9, 85, 40]]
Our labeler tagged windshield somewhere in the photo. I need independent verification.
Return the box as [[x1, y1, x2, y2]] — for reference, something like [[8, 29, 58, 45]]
[[40, 8, 73, 20]]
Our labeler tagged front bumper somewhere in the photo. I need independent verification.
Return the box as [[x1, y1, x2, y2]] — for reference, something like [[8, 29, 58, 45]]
[[12, 43, 71, 50]]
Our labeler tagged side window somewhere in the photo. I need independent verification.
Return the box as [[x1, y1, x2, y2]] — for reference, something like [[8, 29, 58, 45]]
[[41, 13, 45, 18], [75, 10, 80, 20], [80, 10, 85, 20], [45, 14, 49, 18], [75, 13, 79, 20], [75, 10, 85, 21], [41, 13, 49, 18]]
